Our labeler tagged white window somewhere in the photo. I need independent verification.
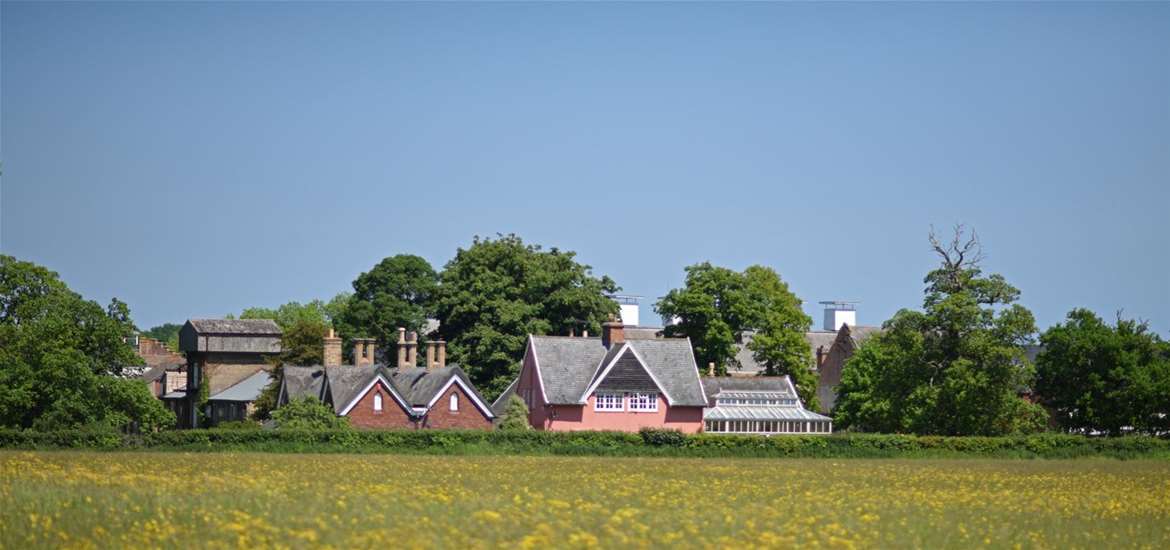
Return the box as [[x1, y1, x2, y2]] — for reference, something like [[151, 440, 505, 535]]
[[449, 393, 459, 412], [594, 392, 624, 411], [373, 392, 383, 412], [628, 392, 658, 412]]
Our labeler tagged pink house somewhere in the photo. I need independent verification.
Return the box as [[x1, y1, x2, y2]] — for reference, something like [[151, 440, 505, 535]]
[[501, 322, 707, 433]]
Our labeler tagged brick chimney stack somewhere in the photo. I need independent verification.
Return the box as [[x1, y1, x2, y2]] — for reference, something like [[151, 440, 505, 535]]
[[406, 331, 418, 366], [707, 362, 715, 377], [426, 341, 437, 370], [323, 328, 342, 367], [601, 317, 625, 349], [353, 338, 376, 367], [437, 340, 446, 368], [397, 328, 407, 368]]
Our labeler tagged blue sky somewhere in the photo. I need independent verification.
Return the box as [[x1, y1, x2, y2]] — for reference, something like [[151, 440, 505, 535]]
[[2, 2, 1167, 334]]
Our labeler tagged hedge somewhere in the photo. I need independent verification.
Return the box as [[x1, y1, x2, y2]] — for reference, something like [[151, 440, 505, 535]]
[[1, 428, 1167, 459]]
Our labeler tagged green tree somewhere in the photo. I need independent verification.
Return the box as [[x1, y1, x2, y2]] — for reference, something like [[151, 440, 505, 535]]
[[335, 254, 438, 360], [498, 395, 532, 431], [0, 255, 175, 431], [833, 227, 1048, 435], [1035, 309, 1170, 435], [250, 318, 329, 421], [655, 264, 814, 404], [435, 235, 618, 397], [271, 396, 350, 430], [238, 294, 349, 331]]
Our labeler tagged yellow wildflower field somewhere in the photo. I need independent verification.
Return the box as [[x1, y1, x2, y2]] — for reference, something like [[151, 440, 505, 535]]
[[1, 451, 1167, 549]]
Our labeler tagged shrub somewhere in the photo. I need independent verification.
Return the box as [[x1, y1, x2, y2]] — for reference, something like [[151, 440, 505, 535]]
[[640, 427, 686, 447], [270, 397, 350, 431], [498, 396, 531, 432]]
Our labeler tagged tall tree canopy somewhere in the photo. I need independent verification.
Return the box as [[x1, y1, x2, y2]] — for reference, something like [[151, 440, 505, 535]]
[[1035, 309, 1170, 435], [335, 254, 438, 359], [0, 255, 174, 431], [833, 228, 1048, 435], [434, 235, 618, 396], [655, 263, 815, 404]]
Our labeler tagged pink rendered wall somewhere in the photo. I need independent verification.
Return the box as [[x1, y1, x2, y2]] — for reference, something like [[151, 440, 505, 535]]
[[515, 344, 552, 429], [516, 340, 704, 433], [546, 394, 703, 434]]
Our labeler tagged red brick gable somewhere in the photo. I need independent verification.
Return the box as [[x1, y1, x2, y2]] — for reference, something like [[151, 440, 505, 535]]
[[343, 380, 416, 430], [420, 381, 493, 430]]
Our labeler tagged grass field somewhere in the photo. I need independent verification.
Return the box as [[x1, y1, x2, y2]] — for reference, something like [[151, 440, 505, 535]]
[[2, 452, 1167, 548]]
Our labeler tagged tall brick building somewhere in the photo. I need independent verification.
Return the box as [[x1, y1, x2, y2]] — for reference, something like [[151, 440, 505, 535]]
[[177, 319, 282, 428]]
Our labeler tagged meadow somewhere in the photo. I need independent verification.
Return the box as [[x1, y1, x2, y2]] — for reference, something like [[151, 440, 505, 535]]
[[1, 452, 1167, 549]]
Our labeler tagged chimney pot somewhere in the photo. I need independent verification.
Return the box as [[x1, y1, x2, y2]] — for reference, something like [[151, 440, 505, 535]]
[[397, 328, 408, 368], [323, 328, 343, 367], [601, 321, 625, 349], [582, 330, 588, 338], [406, 331, 418, 366], [707, 362, 715, 377]]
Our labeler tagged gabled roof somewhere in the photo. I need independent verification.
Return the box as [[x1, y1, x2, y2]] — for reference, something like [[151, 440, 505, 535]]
[[528, 335, 707, 407], [209, 370, 272, 402], [491, 378, 519, 416], [187, 319, 282, 335], [391, 365, 495, 417], [280, 363, 494, 418], [732, 326, 882, 375], [282, 366, 327, 402]]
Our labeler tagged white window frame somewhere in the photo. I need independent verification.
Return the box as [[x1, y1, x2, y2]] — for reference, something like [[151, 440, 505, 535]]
[[594, 392, 624, 412], [628, 392, 658, 412], [373, 392, 383, 413], [449, 393, 459, 412]]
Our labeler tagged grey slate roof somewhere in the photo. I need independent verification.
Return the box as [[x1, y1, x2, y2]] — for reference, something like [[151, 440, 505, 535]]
[[188, 319, 282, 335], [281, 363, 494, 417], [624, 327, 665, 340], [491, 378, 519, 416], [392, 365, 493, 412], [528, 335, 707, 407], [282, 366, 327, 402], [529, 337, 610, 405], [209, 370, 272, 402], [700, 376, 796, 403]]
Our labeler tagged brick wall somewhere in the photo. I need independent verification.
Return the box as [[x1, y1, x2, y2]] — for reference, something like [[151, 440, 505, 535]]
[[344, 381, 417, 430], [136, 336, 185, 367], [421, 384, 493, 430]]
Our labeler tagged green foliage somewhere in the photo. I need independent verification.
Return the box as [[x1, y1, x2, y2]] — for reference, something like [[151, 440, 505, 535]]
[[235, 296, 350, 421], [639, 427, 686, 447], [335, 254, 437, 361], [1035, 309, 1170, 435], [142, 322, 182, 351], [270, 397, 350, 431], [435, 235, 619, 397], [237, 294, 349, 331], [497, 395, 531, 432], [2, 429, 1166, 459], [655, 263, 815, 405], [0, 255, 174, 432], [212, 420, 262, 431], [834, 228, 1047, 436]]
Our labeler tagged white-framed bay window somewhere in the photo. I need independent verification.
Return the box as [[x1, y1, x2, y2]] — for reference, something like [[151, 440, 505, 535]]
[[628, 392, 658, 412], [594, 392, 624, 411]]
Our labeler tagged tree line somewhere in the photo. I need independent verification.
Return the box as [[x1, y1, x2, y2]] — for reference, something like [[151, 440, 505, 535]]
[[3, 226, 1167, 436]]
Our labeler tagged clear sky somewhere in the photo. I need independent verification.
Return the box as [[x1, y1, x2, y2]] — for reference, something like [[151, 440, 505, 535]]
[[2, 2, 1167, 334]]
